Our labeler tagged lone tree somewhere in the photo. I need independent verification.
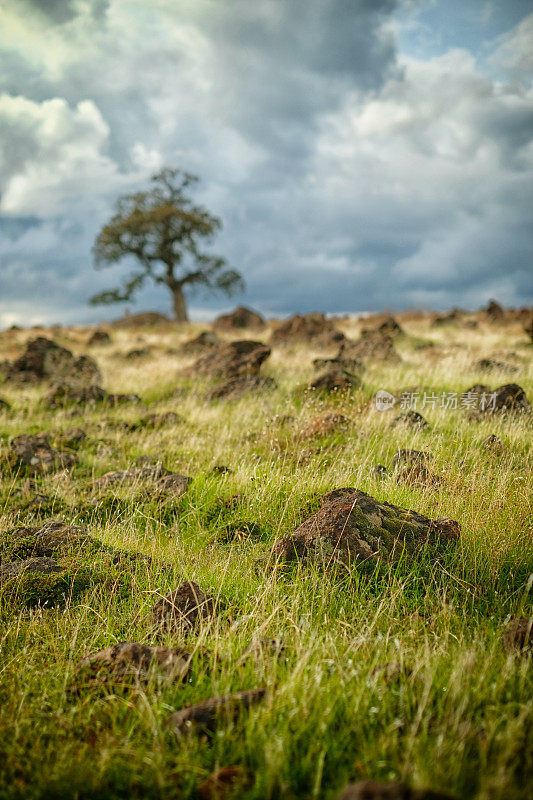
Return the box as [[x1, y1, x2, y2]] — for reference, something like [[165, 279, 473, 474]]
[[90, 168, 243, 322]]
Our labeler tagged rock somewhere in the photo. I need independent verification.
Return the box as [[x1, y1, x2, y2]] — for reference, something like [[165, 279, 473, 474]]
[[24, 493, 52, 512], [360, 315, 404, 338], [270, 313, 345, 348], [395, 463, 443, 488], [431, 309, 462, 327], [0, 557, 61, 581], [198, 766, 253, 800], [74, 642, 193, 689], [503, 618, 533, 654], [206, 376, 276, 400], [336, 781, 455, 799], [11, 433, 76, 474], [392, 410, 429, 430], [131, 411, 185, 429], [492, 383, 530, 414], [111, 311, 170, 328], [189, 340, 271, 379], [151, 581, 218, 631], [87, 329, 111, 346], [125, 348, 151, 360], [313, 355, 364, 373], [298, 412, 352, 437], [212, 465, 232, 475], [270, 488, 460, 568], [239, 638, 286, 663], [5, 337, 101, 386], [94, 464, 191, 496], [473, 358, 518, 374], [486, 299, 504, 321], [337, 329, 401, 364], [167, 689, 267, 736], [213, 306, 265, 331], [106, 392, 142, 405], [57, 428, 87, 447], [0, 397, 10, 411], [371, 465, 388, 480], [46, 383, 107, 408], [307, 369, 361, 393], [1, 520, 88, 560], [179, 331, 221, 355]]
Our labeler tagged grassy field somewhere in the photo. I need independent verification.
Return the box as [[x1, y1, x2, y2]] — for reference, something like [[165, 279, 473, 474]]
[[0, 314, 531, 800]]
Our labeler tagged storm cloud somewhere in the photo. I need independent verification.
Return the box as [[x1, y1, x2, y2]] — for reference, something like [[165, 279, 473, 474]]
[[0, 0, 532, 326]]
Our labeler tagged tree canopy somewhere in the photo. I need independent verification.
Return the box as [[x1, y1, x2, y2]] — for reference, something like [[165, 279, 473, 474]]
[[90, 168, 244, 321]]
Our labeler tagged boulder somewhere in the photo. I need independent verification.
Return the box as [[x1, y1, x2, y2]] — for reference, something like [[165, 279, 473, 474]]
[[111, 311, 170, 328], [492, 383, 530, 414], [392, 410, 429, 430], [270, 488, 460, 568], [11, 433, 76, 474], [0, 557, 62, 581], [206, 375, 276, 400], [74, 642, 193, 689], [93, 463, 191, 496], [298, 412, 352, 438], [179, 331, 220, 355], [4, 337, 101, 386], [307, 369, 361, 393], [86, 329, 111, 346], [189, 340, 271, 379], [1, 520, 88, 560], [486, 299, 504, 321], [313, 355, 364, 373], [270, 313, 345, 348], [198, 767, 253, 800], [213, 306, 265, 331], [473, 358, 518, 374], [167, 689, 267, 736], [151, 581, 218, 631], [337, 329, 401, 364]]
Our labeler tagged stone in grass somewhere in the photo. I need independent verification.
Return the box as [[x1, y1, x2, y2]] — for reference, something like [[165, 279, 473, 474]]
[[129, 411, 185, 430], [5, 337, 101, 386], [371, 465, 388, 480], [336, 781, 456, 800], [473, 358, 518, 374], [270, 488, 460, 569], [239, 638, 287, 663], [481, 434, 504, 453], [503, 618, 533, 654], [179, 330, 221, 355], [0, 556, 94, 609], [93, 463, 191, 497], [0, 557, 62, 581], [392, 450, 432, 467], [11, 433, 76, 474], [198, 766, 254, 800], [1, 520, 88, 561], [307, 369, 361, 393], [167, 689, 267, 736], [74, 642, 193, 690], [206, 375, 276, 401], [189, 340, 271, 379], [0, 397, 10, 411], [151, 581, 219, 632], [491, 383, 530, 415], [298, 411, 352, 438], [392, 410, 429, 430], [87, 329, 111, 346]]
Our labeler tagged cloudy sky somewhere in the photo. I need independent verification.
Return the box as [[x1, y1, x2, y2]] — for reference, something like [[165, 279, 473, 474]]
[[0, 0, 532, 326]]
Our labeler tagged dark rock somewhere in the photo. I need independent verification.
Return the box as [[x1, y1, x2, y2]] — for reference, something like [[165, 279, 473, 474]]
[[11, 433, 76, 474], [212, 465, 232, 474], [486, 299, 504, 321], [179, 330, 220, 355], [189, 340, 271, 379], [270, 313, 345, 348], [492, 383, 530, 414], [473, 358, 518, 374], [87, 329, 111, 346], [57, 428, 87, 447], [151, 581, 218, 631], [213, 306, 265, 331], [74, 642, 193, 689], [131, 411, 185, 429], [298, 412, 352, 438], [395, 463, 444, 488], [503, 618, 533, 653], [94, 464, 191, 496], [106, 392, 142, 405], [46, 383, 107, 408], [5, 337, 101, 386], [167, 688, 267, 736], [313, 355, 364, 373], [207, 375, 276, 400], [111, 311, 170, 328], [270, 488, 460, 568], [24, 493, 52, 512], [0, 397, 10, 411], [198, 766, 253, 800], [338, 329, 401, 364], [125, 348, 151, 360], [337, 781, 456, 800], [0, 557, 61, 581], [307, 369, 361, 393], [371, 465, 388, 480], [392, 410, 429, 430], [2, 520, 88, 559]]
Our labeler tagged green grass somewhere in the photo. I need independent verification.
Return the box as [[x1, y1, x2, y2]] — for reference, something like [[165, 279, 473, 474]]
[[0, 317, 531, 799]]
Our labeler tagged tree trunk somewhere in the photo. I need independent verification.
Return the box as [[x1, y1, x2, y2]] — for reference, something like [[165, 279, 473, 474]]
[[170, 283, 189, 322]]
